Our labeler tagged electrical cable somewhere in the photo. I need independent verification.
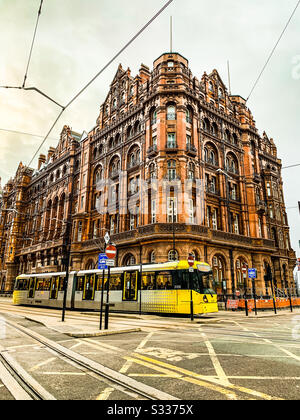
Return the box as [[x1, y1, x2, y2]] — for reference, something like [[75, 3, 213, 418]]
[[22, 0, 44, 88], [26, 0, 174, 168], [246, 0, 300, 102], [0, 127, 58, 141]]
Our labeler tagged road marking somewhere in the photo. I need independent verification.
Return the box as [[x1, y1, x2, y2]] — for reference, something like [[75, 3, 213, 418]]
[[42, 372, 86, 376], [132, 353, 283, 400], [201, 332, 230, 386], [83, 339, 122, 353], [30, 357, 57, 372], [124, 356, 181, 378], [96, 387, 115, 400], [119, 332, 154, 374], [125, 355, 236, 399]]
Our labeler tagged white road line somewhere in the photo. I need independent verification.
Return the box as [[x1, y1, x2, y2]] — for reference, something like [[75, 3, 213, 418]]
[[119, 332, 154, 374], [30, 358, 56, 372], [201, 332, 231, 387]]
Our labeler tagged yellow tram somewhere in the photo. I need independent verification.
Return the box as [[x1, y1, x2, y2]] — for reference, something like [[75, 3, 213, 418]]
[[13, 260, 218, 315]]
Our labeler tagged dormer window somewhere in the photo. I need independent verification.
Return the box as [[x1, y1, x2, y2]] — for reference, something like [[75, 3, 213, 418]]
[[167, 61, 174, 67]]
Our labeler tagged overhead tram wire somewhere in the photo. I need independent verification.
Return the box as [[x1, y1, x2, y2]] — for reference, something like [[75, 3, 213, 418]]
[[246, 0, 300, 102], [26, 0, 174, 168], [22, 0, 44, 88], [0, 1, 64, 108], [0, 127, 58, 141]]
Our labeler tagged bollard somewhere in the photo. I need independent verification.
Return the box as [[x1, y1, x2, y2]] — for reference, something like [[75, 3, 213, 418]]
[[245, 299, 249, 317]]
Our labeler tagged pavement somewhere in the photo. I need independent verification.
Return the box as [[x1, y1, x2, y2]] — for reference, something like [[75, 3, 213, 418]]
[[22, 306, 300, 338]]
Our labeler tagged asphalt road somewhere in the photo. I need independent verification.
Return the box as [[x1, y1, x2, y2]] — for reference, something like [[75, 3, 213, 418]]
[[0, 301, 300, 400]]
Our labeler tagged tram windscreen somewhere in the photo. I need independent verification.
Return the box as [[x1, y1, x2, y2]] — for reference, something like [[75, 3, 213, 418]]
[[200, 273, 216, 295]]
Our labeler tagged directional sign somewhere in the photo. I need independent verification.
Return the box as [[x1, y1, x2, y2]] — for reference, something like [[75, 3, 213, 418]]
[[104, 232, 110, 244], [98, 253, 108, 270], [248, 268, 257, 279], [105, 244, 117, 260]]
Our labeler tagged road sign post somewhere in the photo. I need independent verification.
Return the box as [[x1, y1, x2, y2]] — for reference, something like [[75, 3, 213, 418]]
[[98, 253, 108, 330], [248, 269, 258, 316], [188, 254, 195, 321], [104, 244, 117, 330]]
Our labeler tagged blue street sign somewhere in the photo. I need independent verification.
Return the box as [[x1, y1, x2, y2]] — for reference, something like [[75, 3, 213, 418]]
[[98, 253, 108, 270], [248, 268, 257, 279]]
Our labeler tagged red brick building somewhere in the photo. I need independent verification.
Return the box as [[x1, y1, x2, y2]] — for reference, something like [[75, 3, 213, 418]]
[[0, 52, 296, 297]]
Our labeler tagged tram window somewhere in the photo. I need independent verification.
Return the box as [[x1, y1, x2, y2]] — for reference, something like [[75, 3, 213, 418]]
[[36, 279, 51, 291], [36, 279, 44, 291], [201, 273, 216, 295], [174, 271, 188, 289], [123, 271, 138, 301], [58, 277, 64, 291], [110, 274, 122, 291], [96, 275, 107, 291], [156, 271, 172, 290], [76, 276, 85, 291], [142, 273, 155, 290]]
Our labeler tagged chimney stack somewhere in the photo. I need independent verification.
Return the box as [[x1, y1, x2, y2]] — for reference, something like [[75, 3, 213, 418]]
[[38, 154, 46, 170], [47, 147, 56, 162]]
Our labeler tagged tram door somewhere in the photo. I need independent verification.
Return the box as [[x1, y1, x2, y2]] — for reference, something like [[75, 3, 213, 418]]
[[28, 278, 35, 298], [50, 277, 59, 299], [123, 271, 138, 301], [83, 275, 95, 301]]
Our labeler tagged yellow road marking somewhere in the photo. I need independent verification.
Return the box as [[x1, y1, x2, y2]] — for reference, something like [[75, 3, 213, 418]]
[[96, 387, 115, 400], [132, 353, 283, 400], [125, 356, 237, 399], [124, 356, 181, 378], [120, 332, 154, 374]]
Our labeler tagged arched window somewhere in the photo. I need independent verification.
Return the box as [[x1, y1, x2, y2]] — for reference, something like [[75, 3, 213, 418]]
[[236, 258, 248, 288], [127, 126, 133, 138], [212, 255, 225, 289], [226, 153, 239, 174], [186, 107, 192, 124], [151, 109, 157, 125], [211, 123, 218, 137], [124, 254, 136, 266], [94, 167, 103, 184], [208, 81, 214, 92], [218, 88, 224, 99], [224, 129, 231, 143], [167, 105, 176, 121], [204, 143, 218, 166], [150, 251, 156, 263], [203, 118, 211, 132], [168, 249, 179, 262], [149, 163, 156, 180]]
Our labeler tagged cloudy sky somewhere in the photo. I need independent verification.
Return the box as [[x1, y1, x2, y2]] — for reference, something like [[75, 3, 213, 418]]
[[0, 0, 299, 255]]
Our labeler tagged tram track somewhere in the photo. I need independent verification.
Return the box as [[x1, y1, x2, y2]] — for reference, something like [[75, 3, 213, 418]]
[[0, 318, 178, 401]]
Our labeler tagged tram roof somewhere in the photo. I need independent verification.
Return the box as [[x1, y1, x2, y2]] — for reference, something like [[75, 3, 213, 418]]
[[16, 261, 212, 280], [77, 260, 212, 276], [16, 272, 76, 279]]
